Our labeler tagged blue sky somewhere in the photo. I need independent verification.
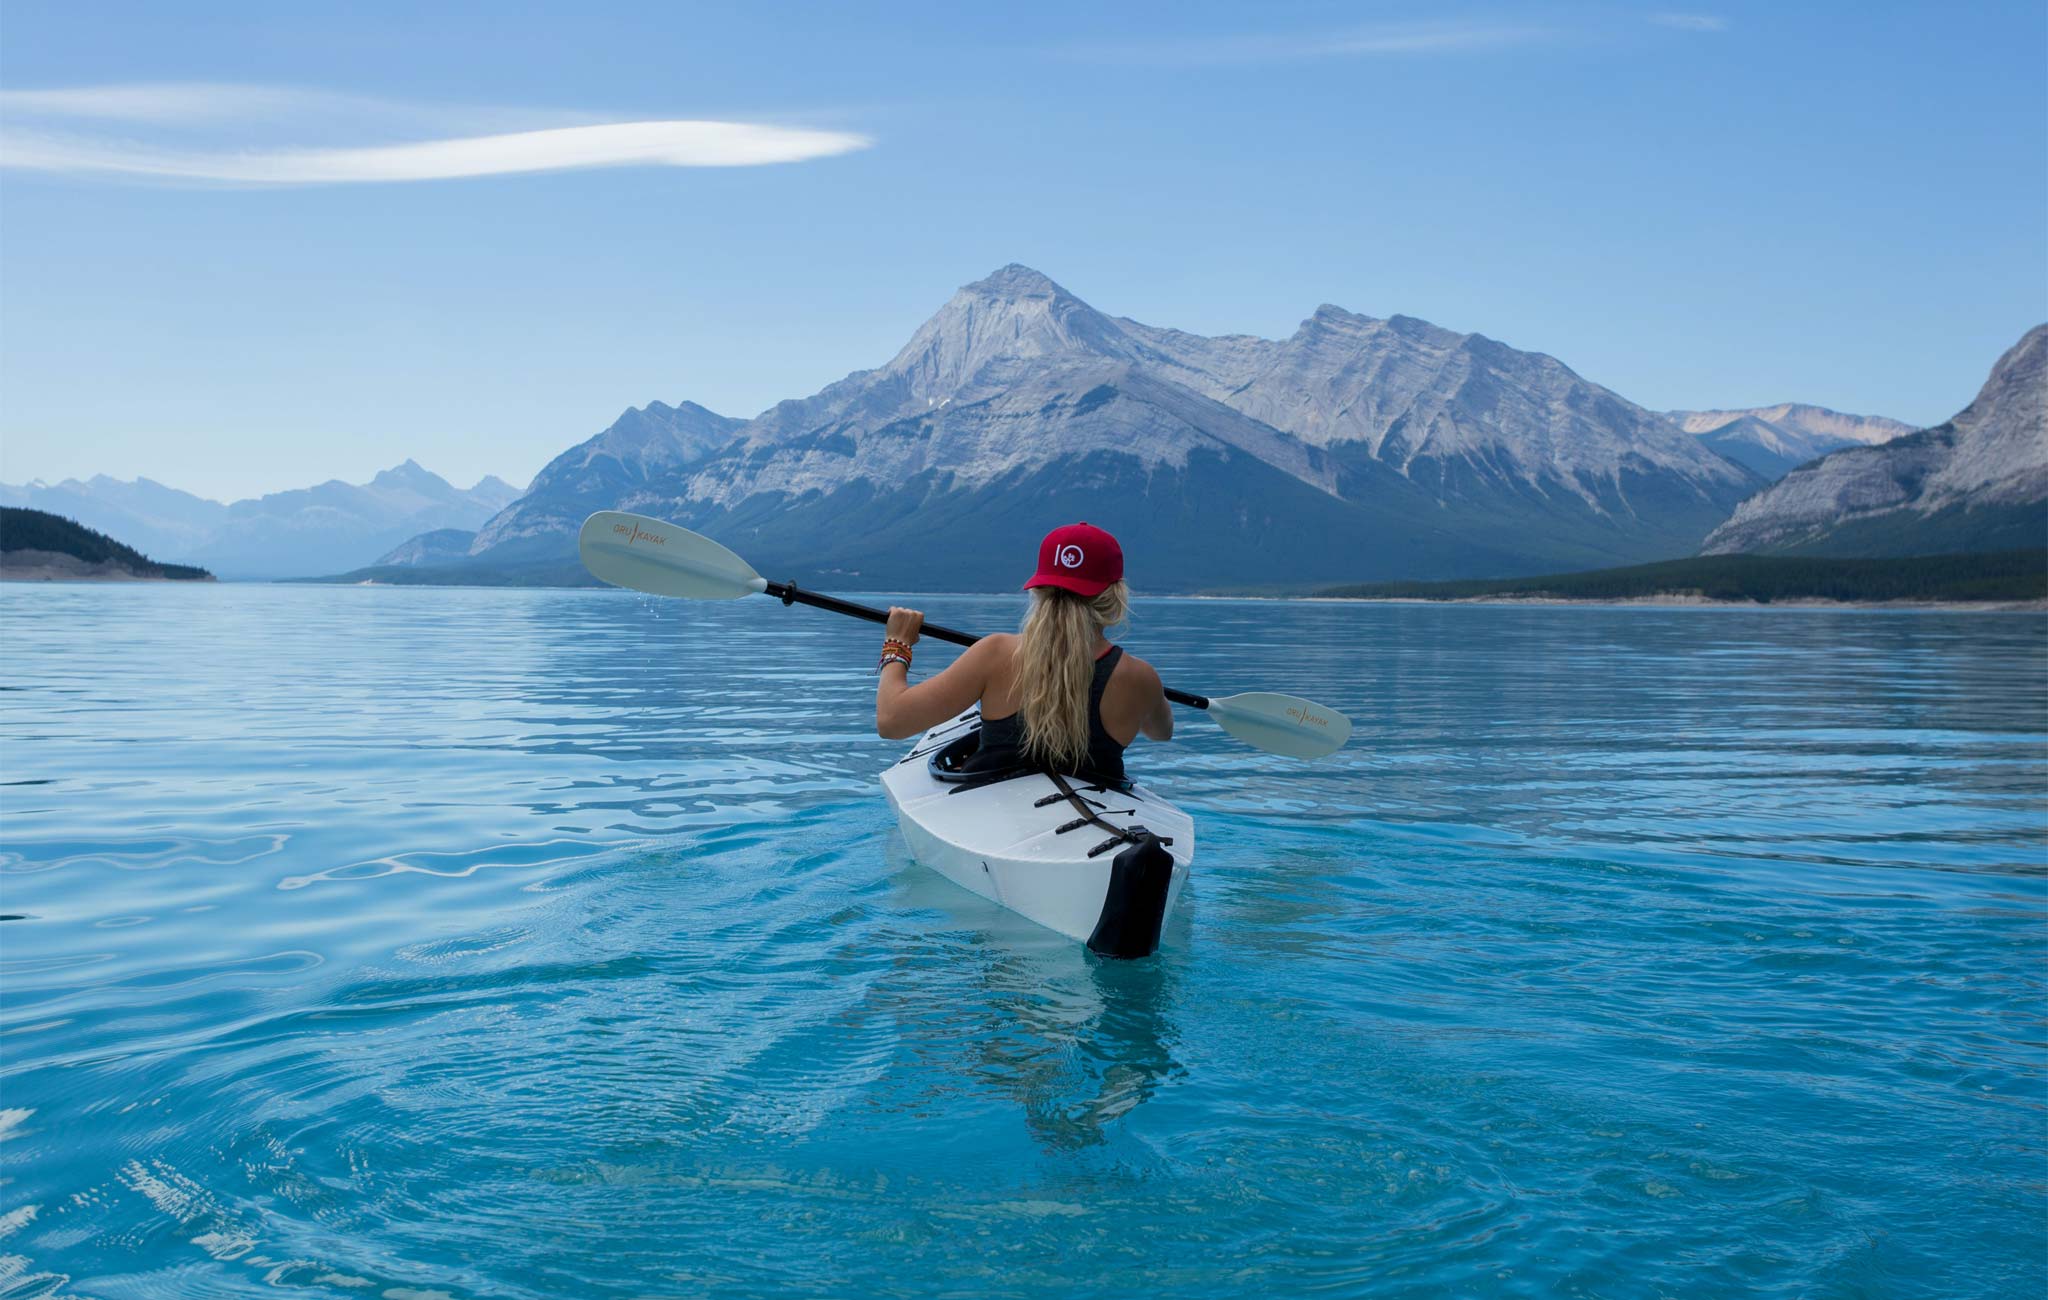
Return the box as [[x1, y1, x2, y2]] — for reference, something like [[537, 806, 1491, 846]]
[[2, 1, 2042, 500]]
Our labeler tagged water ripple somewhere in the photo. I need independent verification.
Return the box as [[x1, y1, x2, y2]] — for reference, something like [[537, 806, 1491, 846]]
[[0, 586, 2042, 1297]]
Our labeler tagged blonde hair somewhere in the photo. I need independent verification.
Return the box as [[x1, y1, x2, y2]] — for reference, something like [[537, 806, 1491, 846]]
[[1015, 581, 1129, 771]]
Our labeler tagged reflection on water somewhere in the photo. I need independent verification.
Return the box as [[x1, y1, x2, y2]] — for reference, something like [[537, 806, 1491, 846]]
[[960, 935, 1183, 1152], [0, 584, 2043, 1298]]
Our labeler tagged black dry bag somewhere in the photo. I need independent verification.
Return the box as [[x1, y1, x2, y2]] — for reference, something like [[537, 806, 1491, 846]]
[[1086, 834, 1175, 959]]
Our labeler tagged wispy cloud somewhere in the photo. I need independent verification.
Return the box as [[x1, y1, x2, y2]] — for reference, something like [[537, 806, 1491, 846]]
[[0, 83, 871, 184], [1062, 19, 1552, 67], [2, 122, 872, 183], [1649, 13, 1728, 32]]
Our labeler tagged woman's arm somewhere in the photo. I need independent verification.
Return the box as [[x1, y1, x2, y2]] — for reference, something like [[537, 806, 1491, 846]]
[[874, 607, 997, 740], [1134, 658, 1173, 742]]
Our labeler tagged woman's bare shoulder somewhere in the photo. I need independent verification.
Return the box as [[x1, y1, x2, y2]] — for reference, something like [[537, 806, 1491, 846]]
[[965, 632, 1019, 675], [1113, 648, 1163, 688]]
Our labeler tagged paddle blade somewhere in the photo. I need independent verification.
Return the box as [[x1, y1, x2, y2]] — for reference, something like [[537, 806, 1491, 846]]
[[1205, 691, 1352, 760], [578, 511, 768, 600]]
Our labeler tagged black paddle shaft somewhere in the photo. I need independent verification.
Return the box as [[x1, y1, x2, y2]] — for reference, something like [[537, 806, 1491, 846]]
[[763, 580, 1209, 710]]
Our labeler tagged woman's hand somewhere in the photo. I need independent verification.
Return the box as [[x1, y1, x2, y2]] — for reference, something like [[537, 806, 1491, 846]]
[[885, 606, 924, 646]]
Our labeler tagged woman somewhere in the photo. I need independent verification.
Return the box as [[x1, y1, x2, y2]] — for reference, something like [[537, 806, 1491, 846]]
[[874, 522, 1172, 783]]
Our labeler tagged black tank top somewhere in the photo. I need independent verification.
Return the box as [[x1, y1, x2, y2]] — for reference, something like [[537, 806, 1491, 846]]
[[969, 645, 1128, 783]]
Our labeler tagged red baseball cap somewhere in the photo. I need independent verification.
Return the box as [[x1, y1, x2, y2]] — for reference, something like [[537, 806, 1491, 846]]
[[1024, 522, 1124, 597]]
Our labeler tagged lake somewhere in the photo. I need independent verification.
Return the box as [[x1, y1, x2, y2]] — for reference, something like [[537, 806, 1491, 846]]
[[2, 584, 2043, 1298]]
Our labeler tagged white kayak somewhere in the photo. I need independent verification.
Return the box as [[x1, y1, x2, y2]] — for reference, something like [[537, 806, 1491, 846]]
[[881, 707, 1195, 957]]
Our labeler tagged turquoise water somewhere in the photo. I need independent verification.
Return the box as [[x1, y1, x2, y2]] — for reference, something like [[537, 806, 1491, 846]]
[[2, 584, 2044, 1298]]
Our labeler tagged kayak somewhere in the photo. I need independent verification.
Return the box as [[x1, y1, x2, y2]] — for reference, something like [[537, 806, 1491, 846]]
[[881, 707, 1195, 957]]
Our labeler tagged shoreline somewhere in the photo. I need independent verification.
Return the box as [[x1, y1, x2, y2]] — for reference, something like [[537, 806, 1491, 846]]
[[0, 571, 209, 583], [0, 549, 215, 583]]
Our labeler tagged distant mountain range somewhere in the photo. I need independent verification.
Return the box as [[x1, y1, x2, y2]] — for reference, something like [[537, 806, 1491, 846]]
[[0, 462, 521, 579], [21, 270, 2026, 591], [1703, 325, 2047, 556], [370, 264, 1767, 591], [1669, 404, 1913, 481]]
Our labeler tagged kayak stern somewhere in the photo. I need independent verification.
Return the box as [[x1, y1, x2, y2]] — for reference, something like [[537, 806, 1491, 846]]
[[880, 712, 1194, 954]]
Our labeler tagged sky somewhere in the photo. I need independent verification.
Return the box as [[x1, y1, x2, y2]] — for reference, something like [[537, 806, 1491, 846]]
[[1, 0, 2043, 501]]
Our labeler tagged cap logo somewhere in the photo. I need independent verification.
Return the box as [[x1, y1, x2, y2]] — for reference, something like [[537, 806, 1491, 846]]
[[1055, 543, 1084, 569]]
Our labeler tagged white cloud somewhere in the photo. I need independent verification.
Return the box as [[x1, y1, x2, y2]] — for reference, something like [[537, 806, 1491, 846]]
[[1064, 20, 1551, 66], [2, 121, 871, 183], [1650, 13, 1728, 32], [0, 82, 871, 184]]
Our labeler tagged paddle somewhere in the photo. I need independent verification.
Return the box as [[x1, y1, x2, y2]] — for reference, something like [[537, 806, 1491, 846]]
[[578, 510, 1352, 760]]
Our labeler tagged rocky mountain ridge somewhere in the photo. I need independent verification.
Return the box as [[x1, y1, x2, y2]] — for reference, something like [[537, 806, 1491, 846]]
[[470, 401, 742, 558], [1702, 325, 2047, 556], [1669, 403, 1914, 481], [427, 265, 1762, 589], [1673, 403, 1912, 446]]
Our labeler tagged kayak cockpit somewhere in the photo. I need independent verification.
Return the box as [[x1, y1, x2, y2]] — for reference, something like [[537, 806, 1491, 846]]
[[925, 715, 1136, 797], [925, 726, 984, 782]]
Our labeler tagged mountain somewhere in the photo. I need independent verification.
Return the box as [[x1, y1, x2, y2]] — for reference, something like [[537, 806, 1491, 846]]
[[0, 506, 213, 581], [1673, 403, 1912, 447], [1668, 403, 1914, 480], [0, 462, 523, 579], [375, 527, 478, 566], [1702, 325, 2048, 556], [0, 475, 227, 562], [462, 400, 744, 561], [409, 265, 1759, 590], [192, 459, 524, 579]]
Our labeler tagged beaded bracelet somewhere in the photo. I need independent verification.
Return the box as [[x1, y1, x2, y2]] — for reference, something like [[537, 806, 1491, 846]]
[[879, 652, 912, 672]]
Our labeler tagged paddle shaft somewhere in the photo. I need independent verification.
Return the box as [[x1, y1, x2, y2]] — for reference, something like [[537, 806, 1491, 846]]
[[763, 580, 1211, 710]]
